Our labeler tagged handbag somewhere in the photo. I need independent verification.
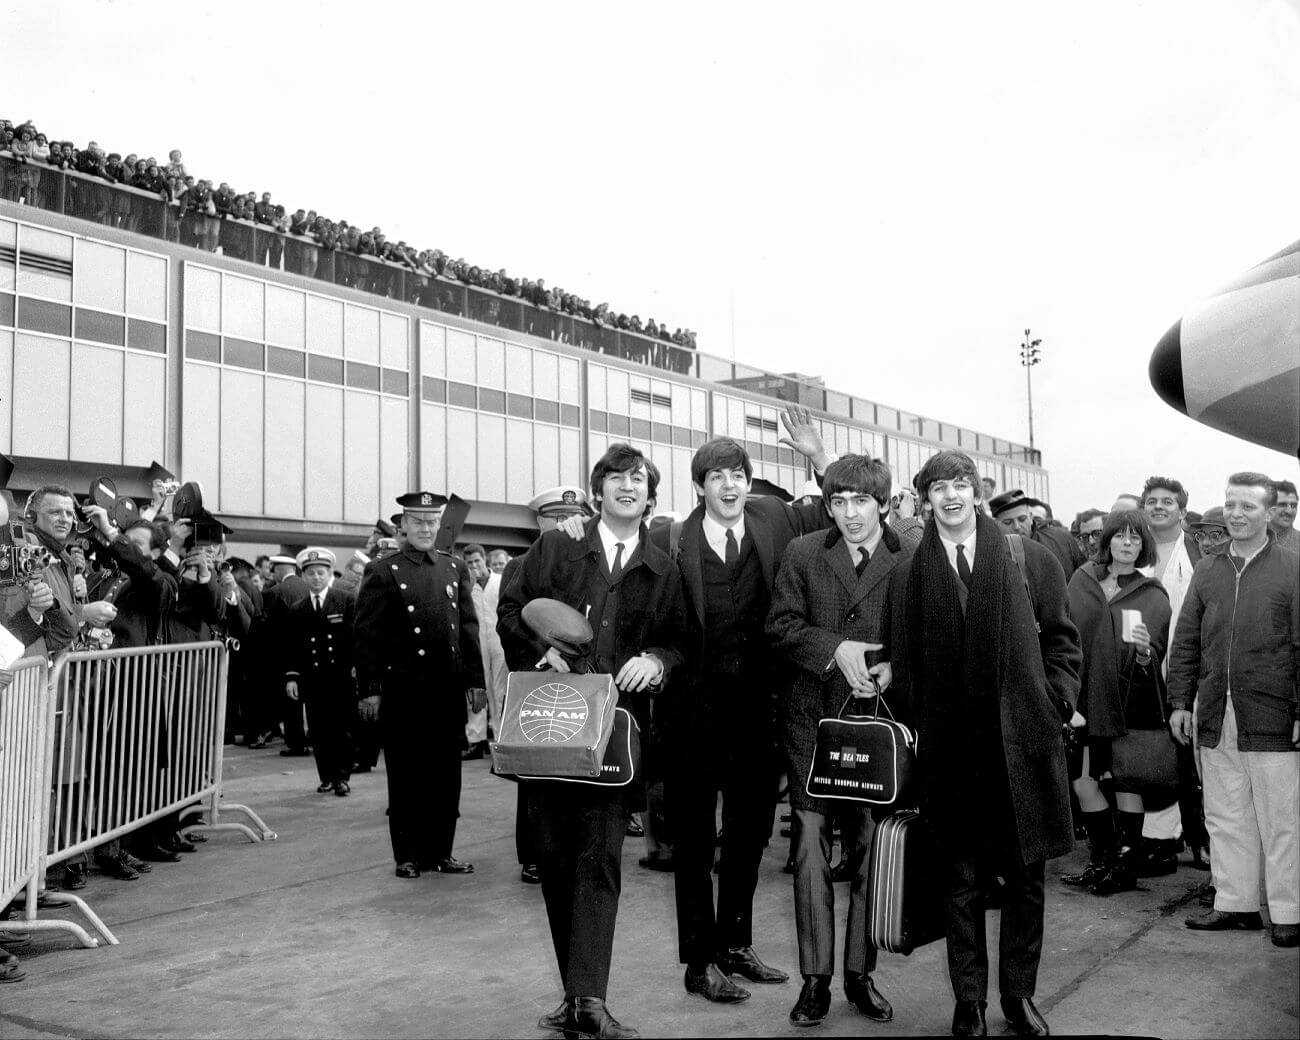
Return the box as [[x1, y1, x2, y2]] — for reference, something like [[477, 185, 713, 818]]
[[1110, 660, 1179, 808], [805, 692, 918, 806], [515, 705, 641, 788], [490, 670, 617, 780]]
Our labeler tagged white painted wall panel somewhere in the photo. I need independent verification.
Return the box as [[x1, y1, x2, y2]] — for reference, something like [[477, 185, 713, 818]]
[[446, 408, 477, 498], [122, 352, 167, 467], [420, 404, 447, 494], [380, 397, 408, 509], [13, 335, 70, 459], [305, 385, 344, 521], [343, 392, 380, 523], [264, 378, 305, 518], [220, 369, 264, 514], [181, 362, 221, 497], [70, 343, 123, 464]]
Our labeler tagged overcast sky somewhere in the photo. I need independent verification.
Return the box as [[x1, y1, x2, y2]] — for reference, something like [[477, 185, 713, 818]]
[[8, 0, 1298, 517]]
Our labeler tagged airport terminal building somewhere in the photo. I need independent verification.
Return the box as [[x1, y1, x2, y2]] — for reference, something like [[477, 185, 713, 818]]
[[0, 162, 1049, 554]]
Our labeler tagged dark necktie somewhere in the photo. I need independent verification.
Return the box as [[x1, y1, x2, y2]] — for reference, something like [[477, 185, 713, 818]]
[[724, 528, 739, 567], [609, 542, 625, 582], [314, 594, 323, 613], [956, 544, 972, 589], [855, 546, 870, 577]]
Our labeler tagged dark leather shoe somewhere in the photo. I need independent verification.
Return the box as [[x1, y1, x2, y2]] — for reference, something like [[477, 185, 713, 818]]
[[428, 856, 474, 874], [316, 781, 335, 793], [1185, 908, 1263, 931], [952, 999, 987, 1036], [625, 816, 644, 838], [637, 855, 675, 873], [137, 844, 182, 864], [1272, 923, 1299, 948], [844, 972, 893, 1022], [789, 975, 831, 1027], [62, 865, 87, 891], [685, 963, 750, 1002], [460, 742, 486, 760], [1060, 863, 1107, 887], [520, 863, 541, 884], [538, 997, 571, 1030], [168, 833, 197, 854], [333, 781, 350, 797], [1000, 996, 1048, 1036], [352, 764, 373, 774], [717, 945, 788, 983], [280, 747, 312, 757], [95, 853, 139, 881], [122, 850, 151, 873], [394, 862, 420, 879], [565, 996, 639, 1039]]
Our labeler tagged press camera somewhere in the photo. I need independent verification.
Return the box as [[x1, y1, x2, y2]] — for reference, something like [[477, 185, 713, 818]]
[[0, 519, 52, 588]]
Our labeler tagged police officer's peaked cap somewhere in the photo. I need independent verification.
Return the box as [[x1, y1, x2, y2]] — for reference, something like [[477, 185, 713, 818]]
[[296, 547, 336, 570], [527, 485, 592, 519], [397, 491, 448, 511], [988, 488, 1042, 517]]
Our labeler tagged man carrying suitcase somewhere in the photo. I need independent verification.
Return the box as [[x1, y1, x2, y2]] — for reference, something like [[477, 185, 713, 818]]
[[767, 454, 914, 1027], [886, 451, 1081, 1037]]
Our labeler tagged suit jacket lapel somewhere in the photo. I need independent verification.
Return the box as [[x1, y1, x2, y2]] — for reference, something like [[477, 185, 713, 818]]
[[827, 539, 861, 596], [678, 509, 706, 627], [746, 504, 776, 590], [852, 550, 896, 607]]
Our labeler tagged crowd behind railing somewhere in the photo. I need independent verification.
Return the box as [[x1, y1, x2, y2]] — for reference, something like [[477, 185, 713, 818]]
[[0, 117, 698, 358]]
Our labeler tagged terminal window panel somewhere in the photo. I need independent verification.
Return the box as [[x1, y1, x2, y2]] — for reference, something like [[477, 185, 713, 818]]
[[343, 393, 381, 523], [446, 408, 478, 498], [421, 404, 447, 495], [181, 363, 221, 500], [559, 428, 580, 489], [0, 332, 12, 453], [305, 385, 344, 522], [220, 369, 265, 515], [70, 343, 124, 464], [477, 414, 507, 502], [506, 418, 534, 504], [534, 424, 560, 495], [12, 334, 70, 459], [380, 398, 408, 510], [264, 378, 306, 519]]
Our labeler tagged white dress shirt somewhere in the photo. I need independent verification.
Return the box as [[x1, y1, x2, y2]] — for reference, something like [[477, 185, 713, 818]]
[[701, 511, 746, 563], [939, 526, 978, 580], [596, 520, 639, 575]]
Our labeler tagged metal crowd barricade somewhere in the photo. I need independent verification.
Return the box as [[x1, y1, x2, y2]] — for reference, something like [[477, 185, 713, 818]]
[[16, 641, 276, 948], [1, 658, 52, 917]]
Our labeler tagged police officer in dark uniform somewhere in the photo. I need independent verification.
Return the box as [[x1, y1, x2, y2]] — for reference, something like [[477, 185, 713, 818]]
[[354, 491, 485, 878], [284, 547, 357, 797]]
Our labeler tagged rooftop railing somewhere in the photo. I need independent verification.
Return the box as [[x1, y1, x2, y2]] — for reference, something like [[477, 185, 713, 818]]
[[0, 153, 1043, 466]]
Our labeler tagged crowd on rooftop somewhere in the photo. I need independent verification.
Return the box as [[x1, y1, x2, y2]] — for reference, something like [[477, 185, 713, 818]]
[[0, 117, 698, 350]]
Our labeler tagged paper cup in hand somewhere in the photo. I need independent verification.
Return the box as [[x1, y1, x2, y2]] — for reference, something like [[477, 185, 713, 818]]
[[1121, 609, 1142, 643]]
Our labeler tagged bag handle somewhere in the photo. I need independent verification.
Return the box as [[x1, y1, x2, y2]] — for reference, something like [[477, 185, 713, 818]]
[[837, 677, 895, 721]]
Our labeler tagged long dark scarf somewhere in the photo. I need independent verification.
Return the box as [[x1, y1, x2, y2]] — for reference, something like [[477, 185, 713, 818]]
[[904, 512, 1011, 714], [904, 512, 1020, 847]]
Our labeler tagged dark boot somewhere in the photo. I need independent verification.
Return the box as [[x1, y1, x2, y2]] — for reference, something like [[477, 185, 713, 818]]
[[1061, 810, 1113, 887], [563, 996, 638, 1039], [1091, 810, 1142, 895], [789, 975, 832, 1027]]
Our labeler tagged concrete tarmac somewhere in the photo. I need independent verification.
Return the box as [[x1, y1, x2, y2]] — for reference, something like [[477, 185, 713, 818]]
[[1, 747, 1296, 1039]]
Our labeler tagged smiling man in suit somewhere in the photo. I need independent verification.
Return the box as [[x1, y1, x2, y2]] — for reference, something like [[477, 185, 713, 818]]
[[766, 454, 914, 1027]]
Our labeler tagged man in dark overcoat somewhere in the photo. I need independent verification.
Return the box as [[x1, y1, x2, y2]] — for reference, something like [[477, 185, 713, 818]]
[[767, 454, 912, 1027], [284, 547, 357, 797], [496, 443, 689, 1040], [887, 450, 1080, 1038], [650, 433, 829, 1005], [354, 491, 484, 877]]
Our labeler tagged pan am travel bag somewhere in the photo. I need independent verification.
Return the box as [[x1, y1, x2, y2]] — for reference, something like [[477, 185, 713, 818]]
[[490, 670, 617, 780]]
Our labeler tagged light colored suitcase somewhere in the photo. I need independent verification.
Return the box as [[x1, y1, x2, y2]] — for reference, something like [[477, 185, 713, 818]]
[[865, 809, 944, 955]]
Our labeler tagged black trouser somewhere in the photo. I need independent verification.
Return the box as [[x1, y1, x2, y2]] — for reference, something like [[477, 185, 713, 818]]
[[302, 677, 354, 785], [944, 850, 1045, 1002], [352, 715, 382, 770], [792, 807, 877, 977], [531, 782, 626, 999], [381, 703, 462, 865], [516, 784, 539, 866], [282, 687, 308, 750], [666, 679, 778, 965]]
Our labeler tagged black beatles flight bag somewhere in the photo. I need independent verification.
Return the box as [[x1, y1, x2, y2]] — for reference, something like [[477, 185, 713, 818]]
[[805, 689, 918, 806]]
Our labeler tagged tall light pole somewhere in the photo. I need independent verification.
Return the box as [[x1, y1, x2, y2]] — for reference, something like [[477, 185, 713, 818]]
[[1019, 328, 1042, 454]]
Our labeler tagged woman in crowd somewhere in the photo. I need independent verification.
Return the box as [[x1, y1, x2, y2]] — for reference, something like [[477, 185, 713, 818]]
[[1063, 509, 1172, 895]]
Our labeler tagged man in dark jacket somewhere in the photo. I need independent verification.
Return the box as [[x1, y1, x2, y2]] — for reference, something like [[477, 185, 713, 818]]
[[284, 548, 357, 797], [888, 451, 1081, 1038], [354, 492, 484, 878], [767, 454, 913, 1027], [988, 489, 1083, 579], [496, 443, 689, 1040], [261, 555, 311, 755], [654, 435, 830, 1008], [1168, 471, 1299, 948]]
